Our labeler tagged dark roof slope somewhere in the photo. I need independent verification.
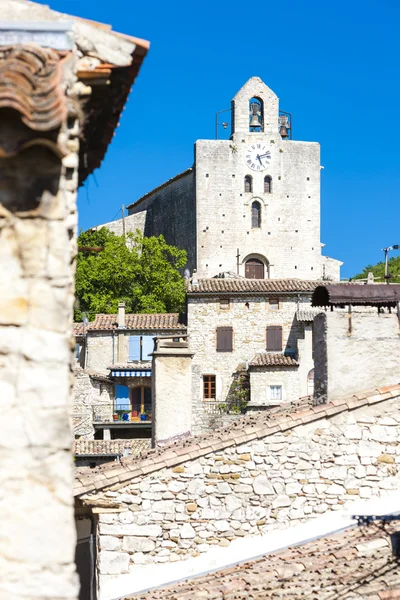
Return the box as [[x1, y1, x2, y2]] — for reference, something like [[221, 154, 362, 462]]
[[187, 279, 318, 295], [127, 525, 400, 600], [250, 353, 298, 367], [313, 284, 400, 307]]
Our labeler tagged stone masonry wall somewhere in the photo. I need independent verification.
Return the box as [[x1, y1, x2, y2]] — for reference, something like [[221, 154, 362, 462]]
[[249, 367, 300, 406], [73, 370, 114, 437], [92, 397, 400, 585], [187, 295, 310, 434]]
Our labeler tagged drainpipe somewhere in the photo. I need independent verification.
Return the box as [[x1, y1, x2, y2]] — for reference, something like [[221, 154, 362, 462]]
[[117, 302, 125, 364]]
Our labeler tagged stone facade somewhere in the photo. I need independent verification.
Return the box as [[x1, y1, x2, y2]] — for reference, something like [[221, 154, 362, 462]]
[[187, 291, 314, 434], [314, 308, 400, 402], [77, 390, 400, 596], [73, 369, 114, 437], [97, 77, 342, 281]]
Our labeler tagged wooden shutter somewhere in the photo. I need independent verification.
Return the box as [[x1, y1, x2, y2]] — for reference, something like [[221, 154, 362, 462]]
[[245, 259, 264, 279], [129, 335, 141, 360], [266, 326, 283, 351], [217, 327, 233, 352], [141, 336, 154, 361]]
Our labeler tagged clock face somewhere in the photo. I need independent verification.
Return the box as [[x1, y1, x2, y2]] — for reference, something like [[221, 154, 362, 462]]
[[245, 144, 271, 172]]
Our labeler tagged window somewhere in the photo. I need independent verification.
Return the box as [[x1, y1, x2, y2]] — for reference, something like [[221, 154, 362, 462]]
[[264, 176, 272, 193], [269, 385, 282, 403], [266, 326, 283, 351], [203, 375, 216, 400], [307, 369, 315, 396], [219, 298, 230, 310], [249, 97, 263, 132], [115, 384, 130, 411], [251, 201, 261, 228], [244, 175, 253, 193], [269, 298, 279, 310], [129, 335, 154, 361], [245, 258, 264, 279], [216, 326, 233, 352]]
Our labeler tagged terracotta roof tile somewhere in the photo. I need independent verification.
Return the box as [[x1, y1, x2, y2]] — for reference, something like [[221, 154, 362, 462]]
[[87, 313, 186, 331], [74, 384, 400, 496], [126, 526, 399, 599], [187, 278, 319, 294], [73, 322, 85, 337], [74, 439, 151, 457], [250, 353, 299, 367]]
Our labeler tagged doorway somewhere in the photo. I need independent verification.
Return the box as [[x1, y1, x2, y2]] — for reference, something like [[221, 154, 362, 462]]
[[245, 258, 265, 279]]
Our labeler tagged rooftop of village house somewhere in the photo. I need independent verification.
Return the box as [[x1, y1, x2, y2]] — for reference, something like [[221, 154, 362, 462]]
[[74, 383, 400, 497], [186, 278, 319, 294], [125, 524, 400, 600]]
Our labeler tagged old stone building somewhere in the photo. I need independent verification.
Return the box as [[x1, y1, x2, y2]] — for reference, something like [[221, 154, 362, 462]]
[[98, 77, 342, 281], [0, 2, 148, 599], [73, 305, 186, 442], [74, 383, 400, 599]]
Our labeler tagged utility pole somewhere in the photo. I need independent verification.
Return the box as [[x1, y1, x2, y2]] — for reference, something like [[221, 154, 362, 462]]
[[122, 204, 126, 236], [382, 245, 399, 283]]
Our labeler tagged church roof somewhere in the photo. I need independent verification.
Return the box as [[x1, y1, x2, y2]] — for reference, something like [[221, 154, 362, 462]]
[[187, 278, 318, 295], [126, 168, 193, 210]]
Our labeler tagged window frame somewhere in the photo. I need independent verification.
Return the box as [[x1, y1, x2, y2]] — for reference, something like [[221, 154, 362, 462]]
[[244, 175, 253, 193], [251, 200, 262, 228], [268, 384, 283, 404], [264, 175, 272, 194], [219, 298, 231, 311], [266, 325, 283, 352], [268, 298, 280, 311], [203, 374, 216, 400]]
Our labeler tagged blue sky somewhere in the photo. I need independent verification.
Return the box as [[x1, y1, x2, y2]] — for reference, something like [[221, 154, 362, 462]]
[[40, 0, 399, 278]]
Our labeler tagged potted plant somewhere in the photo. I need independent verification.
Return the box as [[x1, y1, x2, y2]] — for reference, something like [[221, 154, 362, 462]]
[[139, 413, 147, 421], [112, 413, 119, 421]]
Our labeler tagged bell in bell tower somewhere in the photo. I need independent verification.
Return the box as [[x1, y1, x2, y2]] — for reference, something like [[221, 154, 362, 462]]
[[231, 76, 279, 137]]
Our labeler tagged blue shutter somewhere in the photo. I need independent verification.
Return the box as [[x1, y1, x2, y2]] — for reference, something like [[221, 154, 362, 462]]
[[142, 336, 154, 361], [129, 336, 141, 361]]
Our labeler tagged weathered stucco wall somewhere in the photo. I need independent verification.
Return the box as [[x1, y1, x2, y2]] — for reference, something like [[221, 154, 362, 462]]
[[88, 396, 400, 591], [314, 309, 400, 402]]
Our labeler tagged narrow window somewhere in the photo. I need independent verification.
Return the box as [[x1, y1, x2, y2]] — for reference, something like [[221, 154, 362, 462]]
[[244, 175, 253, 193], [251, 201, 261, 228], [219, 298, 230, 310], [216, 326, 233, 352], [264, 176, 272, 193], [203, 375, 216, 400], [307, 369, 315, 396], [269, 298, 279, 310], [266, 326, 283, 351], [129, 335, 141, 360], [249, 97, 263, 132], [269, 385, 283, 403], [141, 336, 154, 361]]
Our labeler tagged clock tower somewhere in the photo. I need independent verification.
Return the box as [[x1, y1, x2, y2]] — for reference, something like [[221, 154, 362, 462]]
[[193, 76, 340, 281]]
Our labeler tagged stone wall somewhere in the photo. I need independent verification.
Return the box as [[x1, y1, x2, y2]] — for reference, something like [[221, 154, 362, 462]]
[[73, 369, 114, 437], [249, 366, 300, 406], [187, 295, 310, 433], [91, 396, 400, 586], [314, 309, 400, 401]]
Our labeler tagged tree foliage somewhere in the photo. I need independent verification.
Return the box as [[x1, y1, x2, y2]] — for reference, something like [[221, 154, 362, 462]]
[[75, 228, 187, 320], [353, 256, 400, 284]]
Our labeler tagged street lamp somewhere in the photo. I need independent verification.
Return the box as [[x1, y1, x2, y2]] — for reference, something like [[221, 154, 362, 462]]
[[382, 245, 400, 283]]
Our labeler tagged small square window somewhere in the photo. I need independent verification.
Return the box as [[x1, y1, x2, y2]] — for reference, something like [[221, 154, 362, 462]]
[[269, 385, 282, 402], [203, 375, 216, 400], [220, 299, 230, 310], [269, 298, 279, 310]]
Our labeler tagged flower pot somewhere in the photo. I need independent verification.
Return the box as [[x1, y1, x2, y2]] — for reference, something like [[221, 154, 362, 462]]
[[113, 414, 119, 421], [139, 414, 147, 421]]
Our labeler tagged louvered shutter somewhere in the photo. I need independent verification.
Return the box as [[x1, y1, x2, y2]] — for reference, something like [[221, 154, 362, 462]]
[[266, 326, 283, 351], [142, 336, 154, 361], [129, 335, 141, 360], [217, 327, 233, 352]]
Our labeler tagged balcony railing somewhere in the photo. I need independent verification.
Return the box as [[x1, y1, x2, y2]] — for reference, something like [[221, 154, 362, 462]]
[[92, 403, 152, 424]]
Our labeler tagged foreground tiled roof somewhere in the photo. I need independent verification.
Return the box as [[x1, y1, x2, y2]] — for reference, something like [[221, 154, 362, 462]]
[[187, 278, 318, 294], [127, 525, 400, 600], [250, 353, 298, 367], [74, 439, 151, 457], [87, 313, 186, 331], [74, 383, 400, 497], [73, 322, 85, 337]]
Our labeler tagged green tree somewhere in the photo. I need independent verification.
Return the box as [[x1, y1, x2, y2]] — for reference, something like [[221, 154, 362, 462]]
[[75, 228, 187, 320], [352, 256, 400, 283]]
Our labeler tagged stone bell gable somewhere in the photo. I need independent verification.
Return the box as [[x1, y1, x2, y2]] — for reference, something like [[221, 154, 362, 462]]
[[75, 384, 400, 599]]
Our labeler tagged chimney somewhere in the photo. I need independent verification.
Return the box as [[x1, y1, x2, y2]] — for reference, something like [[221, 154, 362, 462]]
[[118, 302, 126, 329]]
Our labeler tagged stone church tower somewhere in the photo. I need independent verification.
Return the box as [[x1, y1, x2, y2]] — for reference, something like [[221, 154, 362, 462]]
[[100, 77, 342, 280]]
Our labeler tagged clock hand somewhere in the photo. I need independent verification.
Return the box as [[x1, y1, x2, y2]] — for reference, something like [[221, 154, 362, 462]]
[[258, 153, 270, 159], [257, 154, 262, 165]]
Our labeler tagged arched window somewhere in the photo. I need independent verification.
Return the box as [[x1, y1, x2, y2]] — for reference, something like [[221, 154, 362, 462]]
[[249, 97, 263, 132], [245, 258, 265, 279], [264, 175, 272, 194], [307, 369, 314, 396], [251, 201, 261, 228], [244, 175, 253, 193]]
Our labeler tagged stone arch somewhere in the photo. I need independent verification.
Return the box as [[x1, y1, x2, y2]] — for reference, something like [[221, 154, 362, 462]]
[[307, 369, 314, 396], [243, 253, 270, 279], [249, 96, 264, 132]]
